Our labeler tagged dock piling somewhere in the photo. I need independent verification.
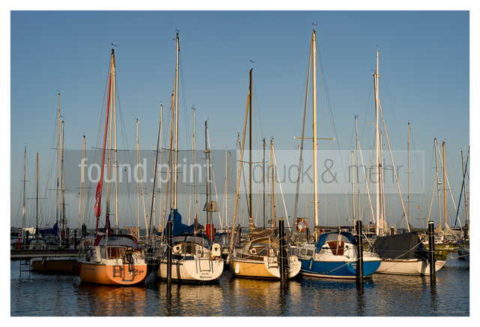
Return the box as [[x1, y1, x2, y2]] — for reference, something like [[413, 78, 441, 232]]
[[166, 219, 173, 286], [278, 219, 288, 283], [355, 220, 364, 287], [428, 221, 436, 285]]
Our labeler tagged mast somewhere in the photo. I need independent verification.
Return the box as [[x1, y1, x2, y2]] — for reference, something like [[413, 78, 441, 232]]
[[311, 30, 319, 230], [350, 150, 356, 222], [111, 50, 119, 233], [354, 115, 360, 221], [433, 138, 442, 229], [172, 32, 180, 210], [248, 68, 254, 231], [135, 119, 141, 236], [442, 141, 448, 229], [93, 49, 116, 234], [407, 122, 411, 226], [35, 152, 39, 239], [55, 92, 62, 228], [224, 149, 229, 230], [78, 135, 86, 225], [149, 105, 163, 239], [191, 107, 198, 224], [205, 120, 212, 226], [22, 146, 27, 228], [60, 120, 66, 237], [373, 50, 384, 236], [263, 138, 266, 229], [270, 138, 276, 228]]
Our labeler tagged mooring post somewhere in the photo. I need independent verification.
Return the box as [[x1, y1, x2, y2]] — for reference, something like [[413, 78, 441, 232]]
[[428, 221, 436, 285], [166, 220, 173, 285], [355, 220, 364, 286], [66, 228, 70, 248], [24, 230, 30, 249], [73, 229, 77, 250], [278, 219, 288, 283]]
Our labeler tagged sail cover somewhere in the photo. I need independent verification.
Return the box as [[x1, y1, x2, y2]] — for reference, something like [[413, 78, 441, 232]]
[[373, 232, 428, 260], [315, 232, 357, 251], [164, 209, 195, 236]]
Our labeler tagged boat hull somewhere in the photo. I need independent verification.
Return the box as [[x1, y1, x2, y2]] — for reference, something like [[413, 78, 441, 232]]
[[230, 255, 301, 280], [157, 258, 224, 282], [300, 258, 381, 279], [30, 258, 77, 275], [79, 261, 148, 286], [375, 259, 446, 275]]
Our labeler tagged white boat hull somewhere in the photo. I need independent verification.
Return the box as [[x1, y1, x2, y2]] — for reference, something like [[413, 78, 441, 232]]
[[158, 258, 224, 282], [376, 259, 446, 276]]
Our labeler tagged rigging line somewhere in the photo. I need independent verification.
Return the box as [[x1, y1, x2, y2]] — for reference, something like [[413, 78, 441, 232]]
[[228, 97, 249, 256], [379, 102, 410, 231], [426, 143, 438, 226], [454, 150, 469, 228], [272, 142, 290, 228], [356, 127, 375, 224], [293, 39, 311, 221], [207, 127, 224, 229]]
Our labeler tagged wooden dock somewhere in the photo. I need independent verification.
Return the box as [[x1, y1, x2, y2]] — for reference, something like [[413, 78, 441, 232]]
[[11, 249, 80, 260]]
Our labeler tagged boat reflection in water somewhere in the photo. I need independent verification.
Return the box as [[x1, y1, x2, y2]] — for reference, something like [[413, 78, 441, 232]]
[[157, 281, 224, 316], [77, 284, 148, 316], [227, 277, 302, 316]]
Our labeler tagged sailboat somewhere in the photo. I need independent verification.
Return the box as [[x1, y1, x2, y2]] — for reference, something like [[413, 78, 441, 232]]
[[156, 32, 224, 282], [228, 68, 301, 280], [370, 52, 445, 276], [78, 48, 147, 286], [293, 30, 381, 279]]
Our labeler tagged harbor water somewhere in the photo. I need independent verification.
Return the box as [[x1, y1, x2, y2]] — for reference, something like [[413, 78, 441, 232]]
[[11, 254, 468, 316]]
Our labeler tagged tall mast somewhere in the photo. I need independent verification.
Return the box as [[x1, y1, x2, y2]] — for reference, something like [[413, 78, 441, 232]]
[[373, 50, 384, 236], [35, 152, 39, 239], [442, 141, 448, 229], [354, 115, 360, 221], [93, 49, 115, 234], [78, 135, 86, 225], [112, 50, 119, 232], [22, 146, 27, 228], [407, 122, 411, 225], [433, 138, 442, 229], [311, 30, 319, 230], [149, 105, 163, 238], [263, 138, 266, 229], [350, 150, 356, 222], [248, 68, 254, 231], [60, 120, 66, 236], [270, 138, 276, 228], [191, 107, 198, 223], [224, 149, 229, 229], [56, 92, 62, 227], [172, 32, 180, 210], [205, 120, 212, 226], [135, 119, 141, 235]]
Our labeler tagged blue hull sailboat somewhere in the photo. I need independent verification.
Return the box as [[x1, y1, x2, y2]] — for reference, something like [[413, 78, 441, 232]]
[[296, 232, 381, 279]]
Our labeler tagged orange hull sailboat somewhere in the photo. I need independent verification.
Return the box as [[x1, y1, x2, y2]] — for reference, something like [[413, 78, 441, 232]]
[[79, 48, 147, 286], [79, 235, 147, 286]]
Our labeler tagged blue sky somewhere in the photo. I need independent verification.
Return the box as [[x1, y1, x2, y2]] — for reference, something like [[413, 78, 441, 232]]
[[11, 11, 469, 228]]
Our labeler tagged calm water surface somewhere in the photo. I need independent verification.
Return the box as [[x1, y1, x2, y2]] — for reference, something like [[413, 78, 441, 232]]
[[11, 255, 469, 316]]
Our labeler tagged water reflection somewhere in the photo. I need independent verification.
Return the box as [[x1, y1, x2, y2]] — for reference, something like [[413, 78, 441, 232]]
[[10, 259, 469, 316], [77, 284, 147, 316], [156, 281, 224, 316]]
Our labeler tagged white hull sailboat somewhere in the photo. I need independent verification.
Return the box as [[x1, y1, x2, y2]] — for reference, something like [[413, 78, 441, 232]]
[[157, 236, 224, 281]]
